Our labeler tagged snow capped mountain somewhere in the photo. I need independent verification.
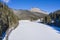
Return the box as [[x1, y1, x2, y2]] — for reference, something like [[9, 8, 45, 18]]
[[3, 20, 60, 40], [30, 8, 48, 14]]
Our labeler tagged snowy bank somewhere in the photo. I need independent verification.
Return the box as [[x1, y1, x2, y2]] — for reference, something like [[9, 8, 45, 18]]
[[4, 20, 60, 40]]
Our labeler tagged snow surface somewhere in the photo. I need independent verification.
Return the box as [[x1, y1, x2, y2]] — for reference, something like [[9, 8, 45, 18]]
[[4, 20, 60, 40]]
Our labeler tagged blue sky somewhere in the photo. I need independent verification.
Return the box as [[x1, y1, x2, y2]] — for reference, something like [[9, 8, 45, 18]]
[[1, 0, 60, 13]]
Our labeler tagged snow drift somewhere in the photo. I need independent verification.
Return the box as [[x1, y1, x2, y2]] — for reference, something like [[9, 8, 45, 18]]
[[4, 20, 60, 40]]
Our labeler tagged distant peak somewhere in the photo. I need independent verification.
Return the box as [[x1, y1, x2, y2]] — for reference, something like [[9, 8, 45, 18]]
[[30, 8, 41, 12], [30, 8, 48, 14]]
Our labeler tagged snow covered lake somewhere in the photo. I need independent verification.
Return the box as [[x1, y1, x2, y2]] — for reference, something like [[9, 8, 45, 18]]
[[3, 20, 60, 40]]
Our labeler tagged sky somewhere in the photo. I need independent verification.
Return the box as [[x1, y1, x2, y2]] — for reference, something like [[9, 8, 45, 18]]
[[1, 0, 60, 13]]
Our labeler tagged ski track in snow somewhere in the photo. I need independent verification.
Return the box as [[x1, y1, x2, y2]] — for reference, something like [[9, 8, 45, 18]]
[[3, 20, 60, 40]]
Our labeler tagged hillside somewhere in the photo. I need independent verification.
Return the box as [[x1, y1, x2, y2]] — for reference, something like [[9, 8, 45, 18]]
[[0, 2, 19, 39], [42, 10, 60, 27], [49, 10, 60, 27], [13, 9, 48, 21]]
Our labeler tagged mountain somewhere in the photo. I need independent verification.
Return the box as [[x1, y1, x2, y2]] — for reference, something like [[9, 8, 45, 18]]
[[13, 8, 48, 21], [30, 8, 48, 14]]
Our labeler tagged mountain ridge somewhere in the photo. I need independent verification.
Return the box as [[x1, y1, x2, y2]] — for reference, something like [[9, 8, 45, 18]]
[[13, 8, 48, 21]]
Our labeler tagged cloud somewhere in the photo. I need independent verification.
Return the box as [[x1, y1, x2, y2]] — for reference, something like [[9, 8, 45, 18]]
[[2, 0, 10, 3]]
